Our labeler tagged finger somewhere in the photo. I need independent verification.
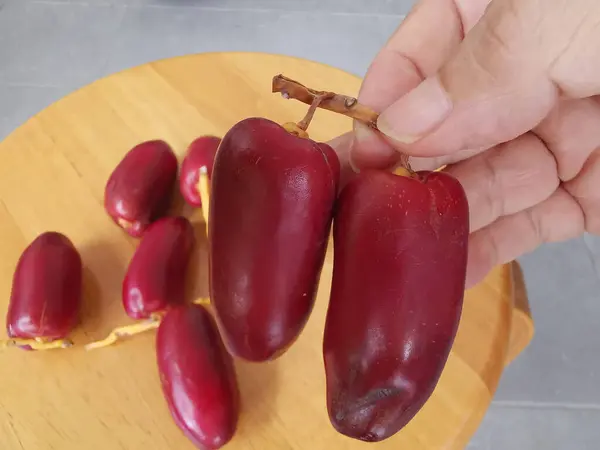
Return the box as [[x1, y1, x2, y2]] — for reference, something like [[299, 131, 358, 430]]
[[358, 0, 492, 110], [444, 132, 559, 233], [376, 0, 600, 158], [413, 95, 600, 174], [408, 147, 484, 172], [465, 187, 585, 288], [351, 123, 400, 171], [564, 148, 600, 234], [326, 132, 359, 190], [533, 97, 600, 182], [351, 0, 492, 170]]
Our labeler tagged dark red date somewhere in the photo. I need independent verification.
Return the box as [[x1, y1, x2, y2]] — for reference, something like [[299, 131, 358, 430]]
[[5, 231, 82, 350], [157, 303, 240, 449], [179, 135, 221, 208], [323, 169, 469, 442], [209, 117, 339, 362], [104, 140, 178, 237], [123, 216, 196, 320]]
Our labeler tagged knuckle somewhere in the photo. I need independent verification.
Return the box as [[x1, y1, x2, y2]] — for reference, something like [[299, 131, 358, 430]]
[[482, 154, 505, 221], [564, 149, 600, 234], [538, 187, 586, 242], [522, 133, 561, 193], [523, 208, 544, 246], [466, 0, 521, 79], [533, 98, 600, 182], [494, 133, 559, 215]]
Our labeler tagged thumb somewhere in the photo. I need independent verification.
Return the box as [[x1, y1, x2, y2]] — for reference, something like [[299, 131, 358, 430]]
[[375, 0, 600, 158]]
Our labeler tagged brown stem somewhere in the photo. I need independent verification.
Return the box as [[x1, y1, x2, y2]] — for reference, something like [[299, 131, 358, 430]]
[[273, 74, 415, 174], [297, 92, 334, 131], [273, 74, 379, 128], [280, 92, 334, 139]]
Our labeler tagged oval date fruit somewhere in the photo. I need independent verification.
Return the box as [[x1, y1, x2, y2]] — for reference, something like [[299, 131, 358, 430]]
[[323, 169, 469, 442], [157, 303, 239, 449], [179, 135, 221, 207], [123, 216, 195, 320], [209, 117, 339, 362], [6, 231, 82, 348], [105, 140, 178, 237]]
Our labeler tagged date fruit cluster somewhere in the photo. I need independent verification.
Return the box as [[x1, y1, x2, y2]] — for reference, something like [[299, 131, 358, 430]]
[[1, 75, 469, 448]]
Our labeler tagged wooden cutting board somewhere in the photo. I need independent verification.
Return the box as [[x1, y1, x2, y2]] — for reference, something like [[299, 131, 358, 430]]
[[0, 52, 534, 450]]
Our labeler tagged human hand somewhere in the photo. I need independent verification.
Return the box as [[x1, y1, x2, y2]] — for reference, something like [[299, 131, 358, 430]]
[[335, 0, 600, 288]]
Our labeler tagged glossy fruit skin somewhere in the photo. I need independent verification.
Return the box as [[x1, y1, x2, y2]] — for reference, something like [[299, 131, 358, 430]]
[[157, 303, 239, 450], [323, 169, 469, 442], [105, 140, 178, 237], [209, 117, 340, 362], [6, 232, 82, 344], [123, 216, 195, 320], [179, 135, 221, 207]]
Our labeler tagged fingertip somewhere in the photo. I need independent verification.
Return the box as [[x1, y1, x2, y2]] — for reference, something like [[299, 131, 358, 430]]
[[326, 132, 353, 161], [377, 76, 453, 145], [350, 121, 401, 171], [325, 131, 359, 190]]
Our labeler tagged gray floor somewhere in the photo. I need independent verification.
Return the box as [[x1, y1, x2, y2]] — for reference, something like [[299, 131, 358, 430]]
[[1, 1, 599, 448]]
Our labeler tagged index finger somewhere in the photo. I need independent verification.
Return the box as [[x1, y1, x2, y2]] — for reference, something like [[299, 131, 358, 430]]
[[352, 0, 491, 170]]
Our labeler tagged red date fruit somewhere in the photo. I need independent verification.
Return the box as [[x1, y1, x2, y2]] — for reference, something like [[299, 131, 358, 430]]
[[157, 303, 239, 449], [84, 216, 196, 351], [123, 216, 195, 320], [179, 135, 221, 207], [323, 169, 469, 442], [105, 140, 178, 237], [209, 117, 340, 362], [5, 232, 82, 350]]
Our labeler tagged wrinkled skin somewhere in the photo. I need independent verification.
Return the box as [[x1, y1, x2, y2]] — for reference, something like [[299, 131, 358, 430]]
[[323, 170, 469, 442], [179, 135, 221, 207], [209, 117, 339, 362], [104, 140, 178, 237], [123, 216, 195, 319], [7, 232, 82, 344], [156, 304, 239, 450]]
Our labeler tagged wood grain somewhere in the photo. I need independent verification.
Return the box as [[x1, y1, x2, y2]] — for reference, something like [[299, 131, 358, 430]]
[[0, 52, 534, 450]]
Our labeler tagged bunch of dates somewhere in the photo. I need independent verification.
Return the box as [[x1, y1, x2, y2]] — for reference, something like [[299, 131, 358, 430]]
[[1, 75, 469, 448]]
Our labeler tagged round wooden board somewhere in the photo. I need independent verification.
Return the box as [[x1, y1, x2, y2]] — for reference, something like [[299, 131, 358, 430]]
[[0, 52, 534, 450]]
